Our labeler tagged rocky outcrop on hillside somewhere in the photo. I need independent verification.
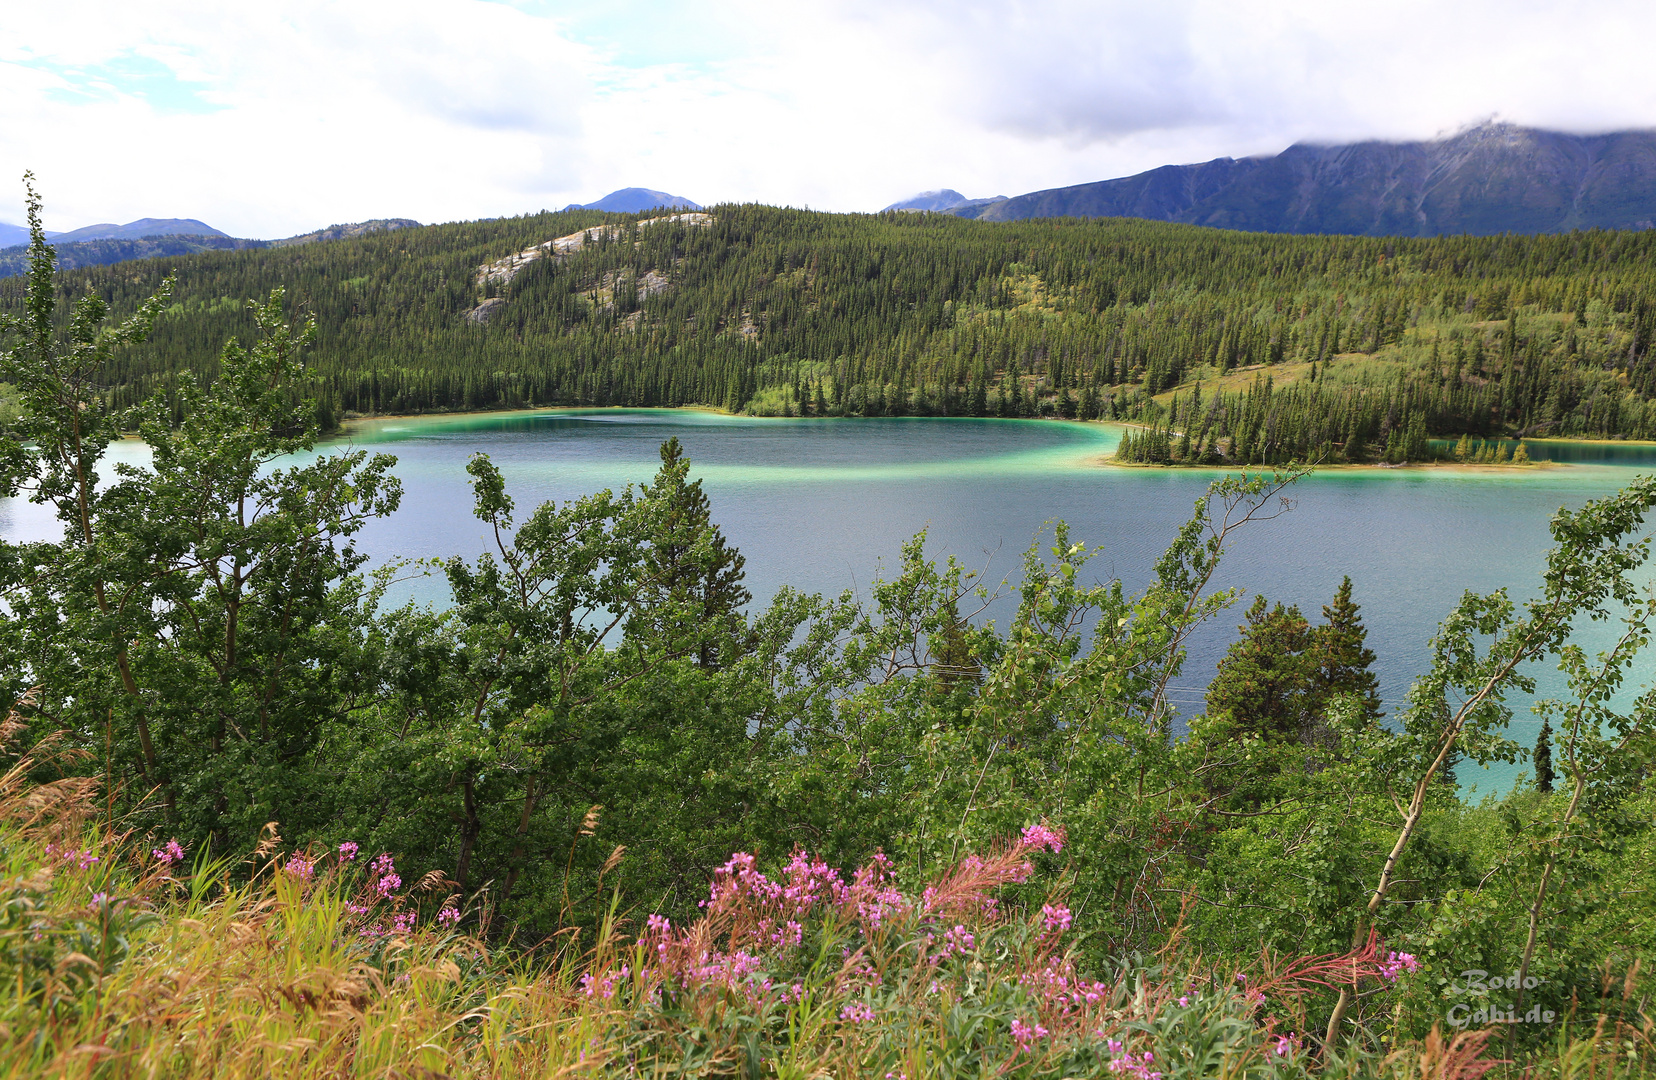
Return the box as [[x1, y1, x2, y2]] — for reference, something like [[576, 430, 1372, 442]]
[[271, 219, 422, 247], [475, 213, 711, 289]]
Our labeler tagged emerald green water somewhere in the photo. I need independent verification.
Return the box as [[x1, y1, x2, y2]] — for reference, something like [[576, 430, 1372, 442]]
[[7, 409, 1654, 795]]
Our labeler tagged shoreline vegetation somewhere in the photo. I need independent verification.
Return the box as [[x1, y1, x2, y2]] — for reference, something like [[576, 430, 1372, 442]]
[[331, 404, 1641, 476]]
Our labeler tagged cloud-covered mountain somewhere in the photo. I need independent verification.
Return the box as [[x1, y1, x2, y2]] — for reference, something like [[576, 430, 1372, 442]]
[[884, 189, 1009, 214], [568, 188, 701, 213], [955, 122, 1656, 236]]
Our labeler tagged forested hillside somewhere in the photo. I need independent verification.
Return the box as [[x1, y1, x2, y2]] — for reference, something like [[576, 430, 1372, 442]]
[[9, 203, 1656, 451]]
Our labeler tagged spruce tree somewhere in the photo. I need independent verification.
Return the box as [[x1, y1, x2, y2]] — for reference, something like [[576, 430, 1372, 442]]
[[1311, 576, 1383, 725], [636, 437, 752, 669], [1534, 719, 1555, 793], [1204, 595, 1316, 743]]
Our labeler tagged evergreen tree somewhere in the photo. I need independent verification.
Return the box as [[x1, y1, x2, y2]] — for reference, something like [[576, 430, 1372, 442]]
[[1535, 719, 1555, 793], [635, 437, 752, 669], [1204, 595, 1316, 743]]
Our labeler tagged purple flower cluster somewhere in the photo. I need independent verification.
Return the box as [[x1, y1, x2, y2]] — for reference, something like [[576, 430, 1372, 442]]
[[45, 843, 102, 870], [151, 839, 185, 866], [1020, 822, 1065, 854], [923, 923, 975, 962], [370, 853, 401, 897], [1010, 1017, 1050, 1051], [1270, 1033, 1303, 1057], [1378, 951, 1420, 982], [1106, 1040, 1162, 1079], [839, 1001, 876, 1024]]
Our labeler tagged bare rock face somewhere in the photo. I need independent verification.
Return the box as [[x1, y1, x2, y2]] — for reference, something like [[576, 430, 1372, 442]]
[[474, 212, 712, 289], [272, 219, 421, 247], [466, 297, 507, 324]]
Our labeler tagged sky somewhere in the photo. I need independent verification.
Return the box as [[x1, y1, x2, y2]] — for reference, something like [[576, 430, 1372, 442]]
[[3, 0, 1655, 238]]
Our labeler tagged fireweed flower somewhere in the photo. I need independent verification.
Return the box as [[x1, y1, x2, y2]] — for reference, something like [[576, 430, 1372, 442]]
[[1378, 951, 1420, 981], [437, 904, 461, 927], [1010, 1018, 1050, 1051], [338, 841, 359, 862], [1019, 822, 1065, 854], [152, 839, 185, 865], [284, 854, 316, 881], [1041, 903, 1073, 934], [839, 1002, 876, 1023]]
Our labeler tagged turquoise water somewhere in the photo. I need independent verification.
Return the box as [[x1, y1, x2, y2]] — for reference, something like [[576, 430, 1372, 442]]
[[7, 410, 1655, 795]]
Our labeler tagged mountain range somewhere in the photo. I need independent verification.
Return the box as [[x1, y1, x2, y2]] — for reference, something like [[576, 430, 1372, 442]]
[[897, 121, 1656, 236], [0, 218, 422, 277]]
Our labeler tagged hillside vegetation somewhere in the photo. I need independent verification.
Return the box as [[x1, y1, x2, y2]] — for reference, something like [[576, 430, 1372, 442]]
[[6, 202, 1656, 460]]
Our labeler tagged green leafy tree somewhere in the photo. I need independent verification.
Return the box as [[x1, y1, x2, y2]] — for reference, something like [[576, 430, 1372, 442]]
[[0, 180, 401, 848]]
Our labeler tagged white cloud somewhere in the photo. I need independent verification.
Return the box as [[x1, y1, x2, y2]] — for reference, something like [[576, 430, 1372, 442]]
[[3, 0, 1654, 235]]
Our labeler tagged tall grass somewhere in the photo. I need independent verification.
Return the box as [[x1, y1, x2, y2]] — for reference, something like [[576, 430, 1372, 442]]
[[0, 716, 1648, 1078]]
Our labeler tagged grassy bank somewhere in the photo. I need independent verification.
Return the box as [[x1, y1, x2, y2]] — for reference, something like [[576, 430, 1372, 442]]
[[4, 723, 1651, 1079]]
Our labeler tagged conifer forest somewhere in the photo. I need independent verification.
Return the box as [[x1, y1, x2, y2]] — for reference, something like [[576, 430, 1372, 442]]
[[10, 203, 1656, 465]]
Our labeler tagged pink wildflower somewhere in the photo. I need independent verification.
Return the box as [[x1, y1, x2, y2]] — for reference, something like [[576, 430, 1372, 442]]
[[1379, 951, 1420, 982], [1019, 822, 1066, 854], [839, 1002, 876, 1023], [338, 841, 359, 862], [1041, 903, 1073, 934], [1010, 1017, 1050, 1051], [152, 839, 185, 866]]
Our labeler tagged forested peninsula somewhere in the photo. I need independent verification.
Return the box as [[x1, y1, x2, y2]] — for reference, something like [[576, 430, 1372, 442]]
[[6, 204, 1656, 467]]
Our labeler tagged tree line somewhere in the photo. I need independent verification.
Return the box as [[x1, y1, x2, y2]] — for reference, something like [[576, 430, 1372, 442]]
[[3, 197, 1656, 446]]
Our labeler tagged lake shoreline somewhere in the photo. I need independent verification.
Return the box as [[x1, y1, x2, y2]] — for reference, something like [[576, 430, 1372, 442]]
[[335, 405, 1650, 477], [338, 403, 1656, 448]]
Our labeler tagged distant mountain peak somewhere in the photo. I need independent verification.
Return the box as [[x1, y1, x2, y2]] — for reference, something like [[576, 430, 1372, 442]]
[[884, 190, 1009, 214], [569, 188, 701, 213], [271, 219, 421, 247], [885, 190, 969, 212], [49, 218, 228, 244]]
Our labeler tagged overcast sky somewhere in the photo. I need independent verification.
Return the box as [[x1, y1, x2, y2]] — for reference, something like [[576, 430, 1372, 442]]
[[4, 0, 1655, 237]]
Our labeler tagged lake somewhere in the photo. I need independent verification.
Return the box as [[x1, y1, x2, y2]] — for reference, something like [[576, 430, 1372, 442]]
[[6, 409, 1654, 795]]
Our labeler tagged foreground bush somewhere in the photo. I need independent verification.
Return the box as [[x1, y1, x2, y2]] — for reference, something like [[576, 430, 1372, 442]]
[[1, 734, 1650, 1080]]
